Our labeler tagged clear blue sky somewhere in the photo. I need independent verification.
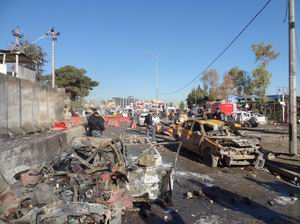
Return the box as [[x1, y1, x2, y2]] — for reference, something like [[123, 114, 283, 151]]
[[1, 0, 299, 103]]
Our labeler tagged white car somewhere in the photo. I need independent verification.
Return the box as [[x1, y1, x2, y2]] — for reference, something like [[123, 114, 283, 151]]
[[138, 113, 160, 126], [252, 113, 267, 125], [233, 111, 251, 125]]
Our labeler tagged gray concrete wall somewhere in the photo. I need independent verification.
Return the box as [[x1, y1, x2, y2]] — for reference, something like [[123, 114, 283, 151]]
[[6, 75, 23, 135], [20, 79, 35, 133], [0, 132, 68, 183], [0, 73, 65, 136], [17, 65, 36, 82], [39, 87, 50, 130], [32, 84, 41, 131], [0, 75, 8, 137]]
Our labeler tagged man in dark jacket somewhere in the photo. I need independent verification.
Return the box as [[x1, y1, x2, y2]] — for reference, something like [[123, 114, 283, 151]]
[[87, 111, 105, 137], [144, 110, 156, 142]]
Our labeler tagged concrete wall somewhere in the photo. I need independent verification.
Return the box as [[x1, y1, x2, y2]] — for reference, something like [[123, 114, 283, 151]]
[[17, 65, 36, 83], [0, 72, 66, 136], [0, 132, 68, 183], [0, 75, 8, 137]]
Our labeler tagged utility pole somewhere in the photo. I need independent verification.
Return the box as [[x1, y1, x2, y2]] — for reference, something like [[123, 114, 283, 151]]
[[47, 27, 60, 88], [288, 0, 297, 155], [194, 87, 197, 110], [146, 50, 167, 114], [155, 55, 159, 112]]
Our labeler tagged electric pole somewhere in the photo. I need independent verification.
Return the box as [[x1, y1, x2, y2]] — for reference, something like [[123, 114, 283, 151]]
[[146, 50, 167, 114], [288, 0, 297, 155], [47, 27, 60, 88]]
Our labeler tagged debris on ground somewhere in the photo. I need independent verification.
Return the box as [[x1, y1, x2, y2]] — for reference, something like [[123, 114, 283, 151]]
[[273, 195, 298, 205], [265, 152, 300, 185], [0, 136, 180, 223], [185, 192, 193, 199]]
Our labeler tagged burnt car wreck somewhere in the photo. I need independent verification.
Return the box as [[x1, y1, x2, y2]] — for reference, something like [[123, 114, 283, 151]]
[[0, 137, 181, 224], [173, 119, 265, 168]]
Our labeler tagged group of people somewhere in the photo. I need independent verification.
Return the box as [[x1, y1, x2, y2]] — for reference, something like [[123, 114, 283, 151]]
[[85, 107, 224, 142], [85, 109, 157, 142]]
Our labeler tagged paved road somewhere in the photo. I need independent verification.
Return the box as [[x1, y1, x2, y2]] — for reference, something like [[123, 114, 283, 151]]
[[104, 125, 300, 224]]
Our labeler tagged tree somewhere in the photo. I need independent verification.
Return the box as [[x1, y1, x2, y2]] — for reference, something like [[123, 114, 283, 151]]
[[219, 73, 234, 99], [186, 85, 209, 109], [179, 101, 185, 111], [41, 65, 99, 100], [243, 75, 255, 96], [251, 43, 279, 103], [201, 69, 220, 101], [227, 67, 246, 96], [227, 67, 254, 96], [17, 40, 47, 80]]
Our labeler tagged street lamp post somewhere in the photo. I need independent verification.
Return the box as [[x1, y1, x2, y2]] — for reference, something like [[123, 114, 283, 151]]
[[146, 50, 167, 114]]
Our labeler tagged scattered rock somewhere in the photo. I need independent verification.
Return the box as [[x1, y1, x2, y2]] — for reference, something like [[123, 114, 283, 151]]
[[267, 200, 274, 206], [274, 196, 298, 205], [186, 192, 193, 199], [192, 190, 204, 197]]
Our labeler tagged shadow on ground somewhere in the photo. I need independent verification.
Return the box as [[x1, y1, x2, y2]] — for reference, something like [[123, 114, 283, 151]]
[[188, 178, 299, 224]]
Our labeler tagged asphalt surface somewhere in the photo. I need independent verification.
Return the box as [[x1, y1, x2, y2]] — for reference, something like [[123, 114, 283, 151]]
[[103, 124, 300, 224]]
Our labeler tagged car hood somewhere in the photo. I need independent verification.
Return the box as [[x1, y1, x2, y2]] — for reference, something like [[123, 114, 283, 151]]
[[213, 136, 260, 147], [230, 137, 259, 147]]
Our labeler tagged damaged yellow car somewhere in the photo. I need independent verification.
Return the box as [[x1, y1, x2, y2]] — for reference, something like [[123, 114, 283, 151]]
[[173, 119, 264, 168]]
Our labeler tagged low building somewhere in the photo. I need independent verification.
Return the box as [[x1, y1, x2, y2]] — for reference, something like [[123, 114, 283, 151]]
[[0, 49, 37, 83]]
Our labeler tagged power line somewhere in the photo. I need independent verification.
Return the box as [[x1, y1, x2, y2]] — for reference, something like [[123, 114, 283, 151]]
[[162, 0, 273, 95]]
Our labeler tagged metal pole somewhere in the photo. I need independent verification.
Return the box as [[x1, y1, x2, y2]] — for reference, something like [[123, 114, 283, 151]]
[[155, 55, 159, 114], [15, 54, 19, 77], [288, 0, 297, 154], [282, 87, 285, 123], [194, 87, 197, 108], [51, 39, 55, 88]]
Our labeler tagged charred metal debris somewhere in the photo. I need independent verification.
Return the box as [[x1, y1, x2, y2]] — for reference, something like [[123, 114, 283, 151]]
[[0, 136, 182, 223]]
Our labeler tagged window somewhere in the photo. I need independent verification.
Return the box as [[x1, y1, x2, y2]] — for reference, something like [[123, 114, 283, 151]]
[[192, 122, 201, 132], [182, 120, 193, 130], [203, 124, 214, 132]]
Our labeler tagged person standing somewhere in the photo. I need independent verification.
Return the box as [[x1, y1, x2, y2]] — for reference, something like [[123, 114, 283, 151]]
[[87, 111, 105, 137], [144, 110, 156, 142]]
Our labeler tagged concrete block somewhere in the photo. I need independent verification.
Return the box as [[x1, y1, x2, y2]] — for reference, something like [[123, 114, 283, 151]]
[[47, 87, 56, 123], [20, 79, 35, 133], [39, 87, 51, 129], [65, 125, 85, 144], [46, 132, 67, 154], [0, 131, 68, 184], [55, 91, 65, 121], [32, 84, 41, 131], [6, 76, 24, 136], [0, 73, 9, 137]]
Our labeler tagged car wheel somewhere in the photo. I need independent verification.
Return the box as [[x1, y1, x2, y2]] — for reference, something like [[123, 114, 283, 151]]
[[203, 148, 219, 168]]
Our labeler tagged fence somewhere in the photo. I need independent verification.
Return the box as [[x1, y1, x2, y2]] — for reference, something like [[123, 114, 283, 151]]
[[0, 72, 65, 137]]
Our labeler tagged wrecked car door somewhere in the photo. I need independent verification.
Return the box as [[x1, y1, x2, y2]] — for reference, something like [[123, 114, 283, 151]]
[[178, 120, 194, 148], [188, 120, 203, 154]]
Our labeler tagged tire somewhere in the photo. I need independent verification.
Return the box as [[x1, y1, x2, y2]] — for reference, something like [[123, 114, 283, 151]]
[[203, 148, 219, 168]]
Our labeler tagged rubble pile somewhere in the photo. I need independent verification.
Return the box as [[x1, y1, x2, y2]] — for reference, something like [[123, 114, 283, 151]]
[[0, 137, 174, 224], [120, 134, 147, 145]]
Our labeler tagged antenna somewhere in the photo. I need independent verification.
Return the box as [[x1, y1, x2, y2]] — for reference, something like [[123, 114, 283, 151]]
[[11, 26, 24, 49]]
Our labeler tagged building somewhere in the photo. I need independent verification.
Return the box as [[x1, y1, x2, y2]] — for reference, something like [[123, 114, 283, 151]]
[[0, 49, 37, 83], [112, 96, 138, 108]]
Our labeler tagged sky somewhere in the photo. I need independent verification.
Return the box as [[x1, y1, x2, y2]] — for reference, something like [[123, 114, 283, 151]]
[[1, 0, 299, 103]]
